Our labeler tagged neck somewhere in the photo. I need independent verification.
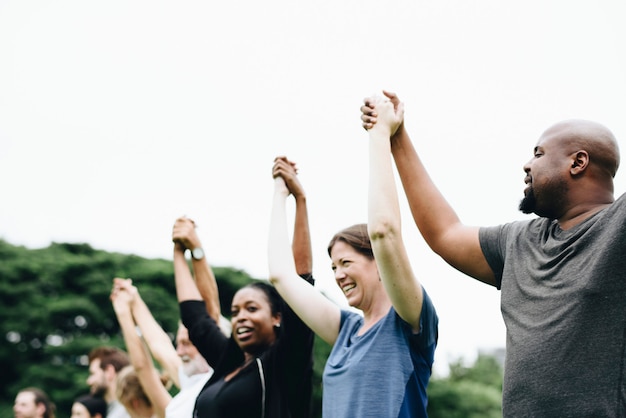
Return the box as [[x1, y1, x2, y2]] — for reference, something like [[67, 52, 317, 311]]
[[558, 201, 612, 230], [361, 297, 392, 334]]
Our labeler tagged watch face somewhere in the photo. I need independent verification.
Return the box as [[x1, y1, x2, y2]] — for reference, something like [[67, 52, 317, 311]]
[[192, 248, 205, 260]]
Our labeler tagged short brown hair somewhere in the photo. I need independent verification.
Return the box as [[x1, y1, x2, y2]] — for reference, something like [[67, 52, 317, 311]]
[[88, 346, 130, 372], [327, 223, 373, 260]]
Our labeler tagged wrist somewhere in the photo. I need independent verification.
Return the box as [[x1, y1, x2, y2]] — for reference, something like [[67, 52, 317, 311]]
[[390, 122, 406, 141], [369, 125, 392, 139]]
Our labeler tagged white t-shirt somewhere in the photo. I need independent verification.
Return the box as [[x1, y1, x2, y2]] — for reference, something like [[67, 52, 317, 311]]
[[165, 368, 212, 418], [107, 400, 131, 418]]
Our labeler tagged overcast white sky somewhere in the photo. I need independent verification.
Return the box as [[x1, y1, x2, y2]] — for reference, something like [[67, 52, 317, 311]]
[[1, 1, 625, 375]]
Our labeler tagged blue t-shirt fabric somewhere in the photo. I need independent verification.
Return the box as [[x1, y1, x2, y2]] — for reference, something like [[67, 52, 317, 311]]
[[322, 288, 438, 418]]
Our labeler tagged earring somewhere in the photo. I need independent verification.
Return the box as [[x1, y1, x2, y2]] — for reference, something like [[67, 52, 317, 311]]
[[274, 323, 281, 328]]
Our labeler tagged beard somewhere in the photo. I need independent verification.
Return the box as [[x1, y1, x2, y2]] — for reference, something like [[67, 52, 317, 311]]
[[181, 354, 210, 377], [518, 188, 536, 214], [90, 383, 107, 397], [518, 178, 568, 219]]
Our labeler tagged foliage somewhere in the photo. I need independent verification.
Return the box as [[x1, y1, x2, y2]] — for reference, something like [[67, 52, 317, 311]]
[[427, 354, 503, 418]]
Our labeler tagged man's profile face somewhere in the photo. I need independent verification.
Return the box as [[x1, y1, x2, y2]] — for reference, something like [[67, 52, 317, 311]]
[[86, 358, 108, 396]]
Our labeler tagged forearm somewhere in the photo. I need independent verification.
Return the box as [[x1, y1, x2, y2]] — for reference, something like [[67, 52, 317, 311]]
[[115, 309, 152, 372], [292, 194, 313, 275], [131, 295, 181, 388], [268, 188, 300, 282], [391, 126, 462, 251], [391, 126, 495, 284], [368, 128, 402, 238], [116, 307, 171, 416], [173, 247, 202, 302], [192, 258, 222, 323]]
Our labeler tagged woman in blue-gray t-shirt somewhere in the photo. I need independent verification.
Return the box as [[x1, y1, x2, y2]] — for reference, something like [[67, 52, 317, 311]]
[[268, 96, 438, 417]]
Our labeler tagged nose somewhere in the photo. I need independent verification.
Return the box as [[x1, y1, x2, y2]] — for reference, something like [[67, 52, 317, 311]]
[[334, 266, 346, 281], [233, 311, 247, 323]]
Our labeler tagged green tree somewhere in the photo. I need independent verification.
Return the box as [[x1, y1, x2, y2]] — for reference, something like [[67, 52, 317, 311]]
[[427, 354, 503, 418]]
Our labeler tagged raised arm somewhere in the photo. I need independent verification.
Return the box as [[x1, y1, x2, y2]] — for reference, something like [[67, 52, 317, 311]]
[[171, 217, 222, 321], [362, 91, 495, 286], [111, 278, 171, 418], [366, 96, 423, 331], [128, 284, 182, 389], [268, 173, 341, 345], [272, 156, 312, 275]]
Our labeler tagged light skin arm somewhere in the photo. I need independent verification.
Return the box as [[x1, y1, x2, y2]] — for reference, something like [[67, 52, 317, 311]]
[[362, 91, 496, 286], [172, 217, 223, 322], [111, 278, 171, 418], [268, 173, 341, 345], [366, 96, 424, 330], [128, 284, 182, 389]]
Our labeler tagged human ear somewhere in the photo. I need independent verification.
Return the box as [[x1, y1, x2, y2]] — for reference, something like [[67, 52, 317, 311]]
[[273, 312, 282, 328], [570, 150, 589, 174]]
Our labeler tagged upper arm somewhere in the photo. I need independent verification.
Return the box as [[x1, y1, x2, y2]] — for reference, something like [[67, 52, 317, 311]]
[[434, 224, 496, 286], [371, 231, 424, 330], [270, 274, 342, 345]]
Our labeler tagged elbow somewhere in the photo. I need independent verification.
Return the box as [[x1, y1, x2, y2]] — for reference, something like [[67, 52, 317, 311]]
[[268, 274, 279, 286], [368, 218, 399, 242], [268, 270, 284, 287]]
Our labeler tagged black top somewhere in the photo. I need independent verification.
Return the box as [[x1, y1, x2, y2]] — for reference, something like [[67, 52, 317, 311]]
[[180, 274, 315, 418]]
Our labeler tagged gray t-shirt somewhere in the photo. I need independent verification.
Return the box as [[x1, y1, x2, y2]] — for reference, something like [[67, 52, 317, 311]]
[[480, 193, 626, 417]]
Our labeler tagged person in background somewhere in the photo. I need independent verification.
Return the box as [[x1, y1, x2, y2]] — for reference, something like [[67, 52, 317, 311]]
[[361, 91, 626, 417], [113, 364, 170, 418], [13, 387, 55, 418], [86, 346, 130, 418], [268, 100, 438, 417], [71, 394, 107, 418], [111, 279, 171, 418], [175, 156, 314, 418], [111, 273, 230, 418]]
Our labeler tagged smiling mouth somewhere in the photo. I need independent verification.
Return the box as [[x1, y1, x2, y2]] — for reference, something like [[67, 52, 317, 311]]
[[342, 284, 356, 294], [236, 327, 253, 340]]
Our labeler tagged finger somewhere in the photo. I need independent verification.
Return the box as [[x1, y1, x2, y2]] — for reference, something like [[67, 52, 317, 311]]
[[397, 101, 405, 118], [382, 90, 401, 108], [361, 112, 377, 123], [362, 97, 377, 107], [382, 90, 397, 100]]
